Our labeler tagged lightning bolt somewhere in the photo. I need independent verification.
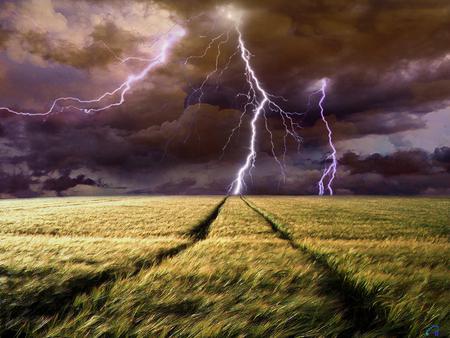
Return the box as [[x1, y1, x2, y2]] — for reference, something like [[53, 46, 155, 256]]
[[178, 30, 231, 143], [316, 79, 337, 195], [2, 7, 337, 196], [180, 9, 302, 190], [227, 14, 302, 195], [100, 36, 163, 64], [184, 30, 231, 109], [0, 28, 185, 117]]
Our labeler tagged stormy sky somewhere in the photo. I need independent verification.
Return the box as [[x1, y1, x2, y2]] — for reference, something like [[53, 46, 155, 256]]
[[0, 0, 449, 197]]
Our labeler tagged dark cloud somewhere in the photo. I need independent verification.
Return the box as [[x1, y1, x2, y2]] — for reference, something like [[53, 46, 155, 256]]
[[19, 22, 144, 69], [0, 171, 37, 198], [432, 146, 450, 162], [432, 146, 450, 172], [336, 172, 450, 195], [339, 149, 434, 176], [161, 0, 450, 150], [151, 177, 197, 194], [169, 0, 450, 115], [334, 148, 450, 195], [237, 148, 450, 195], [0, 27, 10, 48], [0, 0, 449, 197], [42, 174, 100, 196]]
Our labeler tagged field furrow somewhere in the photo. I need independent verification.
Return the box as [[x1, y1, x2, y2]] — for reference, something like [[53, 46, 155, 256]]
[[1, 195, 448, 337], [246, 196, 450, 337], [43, 197, 351, 337], [0, 196, 224, 336]]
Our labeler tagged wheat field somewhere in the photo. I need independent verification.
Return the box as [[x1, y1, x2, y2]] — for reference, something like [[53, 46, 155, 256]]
[[0, 196, 448, 337]]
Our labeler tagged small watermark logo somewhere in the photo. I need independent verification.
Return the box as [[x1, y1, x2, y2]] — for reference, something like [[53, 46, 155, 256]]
[[425, 325, 440, 337]]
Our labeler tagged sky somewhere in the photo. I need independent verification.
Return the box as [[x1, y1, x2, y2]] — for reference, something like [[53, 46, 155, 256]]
[[0, 0, 449, 197]]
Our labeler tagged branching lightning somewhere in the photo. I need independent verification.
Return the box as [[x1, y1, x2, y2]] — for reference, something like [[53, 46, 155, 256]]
[[1, 7, 338, 196], [181, 30, 231, 143], [224, 10, 302, 195], [316, 79, 337, 195], [184, 30, 231, 109], [0, 28, 185, 117], [180, 8, 304, 194]]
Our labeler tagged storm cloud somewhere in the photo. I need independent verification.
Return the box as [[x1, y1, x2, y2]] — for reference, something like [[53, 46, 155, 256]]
[[0, 0, 449, 197]]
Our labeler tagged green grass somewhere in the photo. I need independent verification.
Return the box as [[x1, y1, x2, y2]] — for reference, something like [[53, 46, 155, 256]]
[[246, 196, 450, 337], [0, 195, 448, 337], [0, 196, 223, 237], [245, 196, 449, 240], [0, 196, 222, 335], [43, 198, 349, 337]]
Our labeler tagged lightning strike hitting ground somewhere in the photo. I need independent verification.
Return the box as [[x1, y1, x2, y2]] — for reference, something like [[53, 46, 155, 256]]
[[317, 79, 337, 195], [0, 28, 185, 117], [225, 11, 302, 195], [180, 8, 304, 192], [1, 7, 337, 196]]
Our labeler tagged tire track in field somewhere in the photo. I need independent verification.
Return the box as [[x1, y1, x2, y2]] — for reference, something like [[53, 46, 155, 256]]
[[241, 196, 410, 337], [2, 197, 227, 337]]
